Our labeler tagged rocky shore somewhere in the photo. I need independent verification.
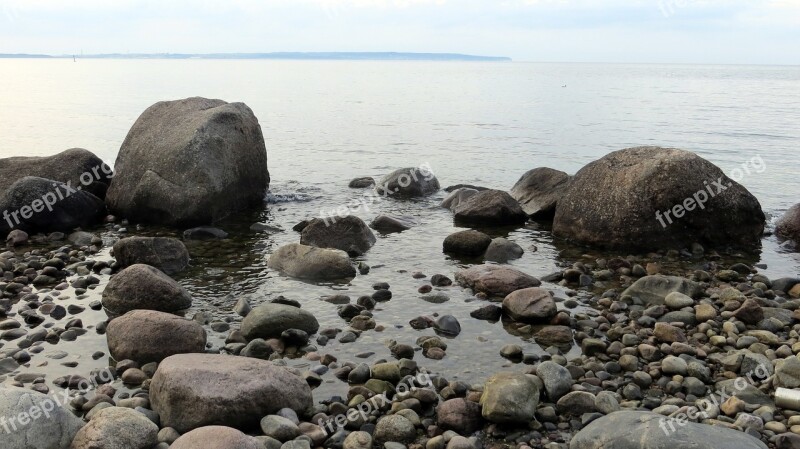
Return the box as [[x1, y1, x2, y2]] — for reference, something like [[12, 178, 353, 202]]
[[1, 97, 799, 449]]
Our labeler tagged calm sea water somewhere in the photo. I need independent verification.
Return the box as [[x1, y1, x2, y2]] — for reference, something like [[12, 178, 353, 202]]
[[1, 60, 799, 395]]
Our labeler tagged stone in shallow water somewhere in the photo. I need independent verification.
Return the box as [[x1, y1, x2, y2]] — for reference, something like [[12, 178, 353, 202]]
[[621, 275, 703, 306], [268, 243, 355, 281], [102, 264, 193, 314], [455, 264, 540, 297]]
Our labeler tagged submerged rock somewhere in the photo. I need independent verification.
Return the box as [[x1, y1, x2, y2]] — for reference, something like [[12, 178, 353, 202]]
[[107, 310, 207, 364], [300, 215, 376, 256], [112, 236, 190, 274], [106, 97, 269, 226], [349, 176, 376, 188], [102, 264, 193, 314], [509, 167, 571, 219], [483, 237, 524, 263], [150, 353, 313, 433], [370, 215, 416, 233], [376, 166, 440, 198], [569, 411, 767, 449], [268, 243, 356, 281], [553, 147, 765, 250], [452, 189, 528, 225], [455, 264, 540, 297]]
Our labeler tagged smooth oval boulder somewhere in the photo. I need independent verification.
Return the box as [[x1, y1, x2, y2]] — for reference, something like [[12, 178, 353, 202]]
[[0, 148, 112, 199], [268, 243, 356, 281], [569, 411, 767, 449], [106, 97, 269, 226], [150, 353, 313, 433], [70, 406, 158, 449], [484, 237, 524, 263], [436, 398, 483, 435], [0, 176, 105, 234], [455, 264, 540, 297], [300, 215, 376, 256], [376, 166, 440, 198], [443, 230, 492, 256], [502, 287, 557, 322], [0, 386, 84, 449], [453, 189, 527, 225], [621, 275, 703, 306], [370, 215, 416, 233], [553, 147, 765, 250], [480, 372, 540, 424], [441, 188, 478, 211], [510, 167, 571, 219], [241, 303, 320, 340], [112, 236, 190, 274], [106, 310, 207, 364], [171, 426, 263, 449], [102, 264, 193, 314], [776, 203, 800, 242]]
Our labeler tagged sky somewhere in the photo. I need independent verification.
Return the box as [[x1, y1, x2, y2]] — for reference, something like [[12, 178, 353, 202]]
[[0, 0, 799, 64]]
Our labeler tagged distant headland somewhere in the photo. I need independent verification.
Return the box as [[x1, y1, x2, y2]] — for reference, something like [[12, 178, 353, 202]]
[[0, 52, 512, 61]]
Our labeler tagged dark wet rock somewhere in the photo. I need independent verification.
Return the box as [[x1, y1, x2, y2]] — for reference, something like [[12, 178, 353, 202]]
[[300, 215, 376, 256], [553, 147, 765, 250], [241, 303, 319, 340], [509, 167, 571, 219], [0, 148, 112, 198], [443, 230, 492, 256], [71, 406, 158, 449], [6, 229, 28, 246], [431, 274, 452, 286], [113, 236, 190, 274], [441, 188, 478, 212], [452, 189, 527, 225], [107, 310, 207, 364], [455, 264, 540, 297], [375, 166, 440, 198], [268, 243, 356, 281], [183, 226, 228, 239], [370, 215, 416, 233], [621, 275, 703, 306], [483, 238, 524, 263], [777, 204, 800, 242], [436, 398, 483, 435], [434, 315, 461, 336], [470, 304, 502, 321], [569, 411, 767, 449], [102, 264, 193, 314], [171, 426, 263, 449], [348, 177, 376, 188], [0, 176, 105, 234], [106, 97, 269, 226], [0, 386, 84, 448], [150, 353, 313, 433], [372, 289, 392, 302], [480, 372, 539, 424], [502, 287, 557, 322]]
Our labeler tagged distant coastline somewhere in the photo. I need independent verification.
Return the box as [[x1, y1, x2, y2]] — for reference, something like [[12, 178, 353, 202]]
[[0, 52, 512, 62]]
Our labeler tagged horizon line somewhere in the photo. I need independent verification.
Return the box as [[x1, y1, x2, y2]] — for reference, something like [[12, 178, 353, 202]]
[[0, 51, 513, 62]]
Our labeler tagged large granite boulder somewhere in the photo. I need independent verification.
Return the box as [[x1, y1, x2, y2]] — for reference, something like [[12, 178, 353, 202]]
[[70, 406, 158, 449], [0, 386, 84, 449], [300, 215, 376, 256], [0, 148, 112, 199], [0, 176, 105, 234], [776, 204, 800, 243], [106, 310, 207, 364], [569, 411, 767, 449], [240, 303, 319, 340], [170, 426, 263, 449], [480, 372, 540, 424], [112, 236, 190, 274], [376, 166, 440, 198], [268, 243, 355, 281], [510, 167, 571, 219], [455, 264, 540, 297], [621, 275, 703, 306], [106, 97, 269, 226], [101, 264, 192, 314], [553, 147, 765, 250], [453, 189, 528, 225], [150, 354, 313, 433]]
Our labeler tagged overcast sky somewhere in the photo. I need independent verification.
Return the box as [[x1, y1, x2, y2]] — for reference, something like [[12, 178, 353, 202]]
[[1, 0, 798, 64]]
